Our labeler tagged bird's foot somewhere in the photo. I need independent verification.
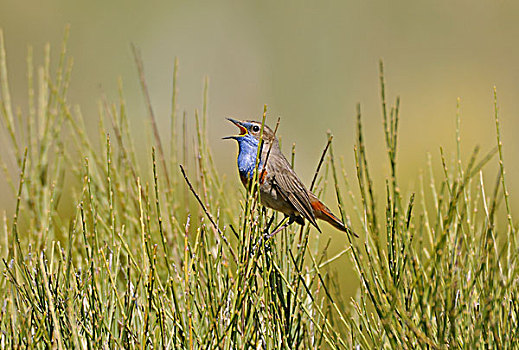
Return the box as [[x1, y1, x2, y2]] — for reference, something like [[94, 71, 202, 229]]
[[264, 215, 298, 240], [265, 222, 290, 240]]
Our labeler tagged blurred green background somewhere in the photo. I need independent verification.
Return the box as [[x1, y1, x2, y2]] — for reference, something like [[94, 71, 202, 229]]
[[1, 1, 518, 293]]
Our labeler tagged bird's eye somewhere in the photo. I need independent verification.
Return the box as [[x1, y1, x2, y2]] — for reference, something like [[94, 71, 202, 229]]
[[252, 125, 260, 133]]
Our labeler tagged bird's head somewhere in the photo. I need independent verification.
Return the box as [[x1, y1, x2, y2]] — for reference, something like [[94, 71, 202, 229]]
[[223, 118, 276, 144]]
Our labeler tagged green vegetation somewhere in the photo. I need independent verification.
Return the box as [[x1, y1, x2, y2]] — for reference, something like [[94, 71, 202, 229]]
[[0, 29, 517, 349]]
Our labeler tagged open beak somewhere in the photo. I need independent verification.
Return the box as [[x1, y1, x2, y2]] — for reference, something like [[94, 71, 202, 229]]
[[222, 118, 248, 140]]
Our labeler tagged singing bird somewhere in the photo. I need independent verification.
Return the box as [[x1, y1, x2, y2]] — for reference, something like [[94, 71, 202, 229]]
[[224, 118, 357, 237]]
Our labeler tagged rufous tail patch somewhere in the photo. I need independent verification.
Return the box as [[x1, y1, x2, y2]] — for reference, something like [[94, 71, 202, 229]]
[[311, 199, 347, 232]]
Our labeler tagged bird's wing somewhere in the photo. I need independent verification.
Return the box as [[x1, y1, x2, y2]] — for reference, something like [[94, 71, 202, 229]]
[[268, 153, 320, 230]]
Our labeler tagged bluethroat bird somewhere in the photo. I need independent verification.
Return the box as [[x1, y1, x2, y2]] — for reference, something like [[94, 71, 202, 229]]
[[224, 118, 357, 237]]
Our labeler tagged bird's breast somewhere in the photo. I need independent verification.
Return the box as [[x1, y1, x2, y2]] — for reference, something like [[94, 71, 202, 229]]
[[239, 169, 267, 187], [237, 140, 262, 181]]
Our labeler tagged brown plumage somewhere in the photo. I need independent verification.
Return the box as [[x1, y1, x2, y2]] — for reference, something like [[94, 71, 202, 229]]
[[224, 118, 357, 237]]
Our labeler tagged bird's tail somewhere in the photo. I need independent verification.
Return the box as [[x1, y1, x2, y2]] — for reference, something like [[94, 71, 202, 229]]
[[311, 199, 359, 238]]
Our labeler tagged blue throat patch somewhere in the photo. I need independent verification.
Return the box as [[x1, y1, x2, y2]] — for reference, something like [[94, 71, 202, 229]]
[[236, 135, 263, 180]]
